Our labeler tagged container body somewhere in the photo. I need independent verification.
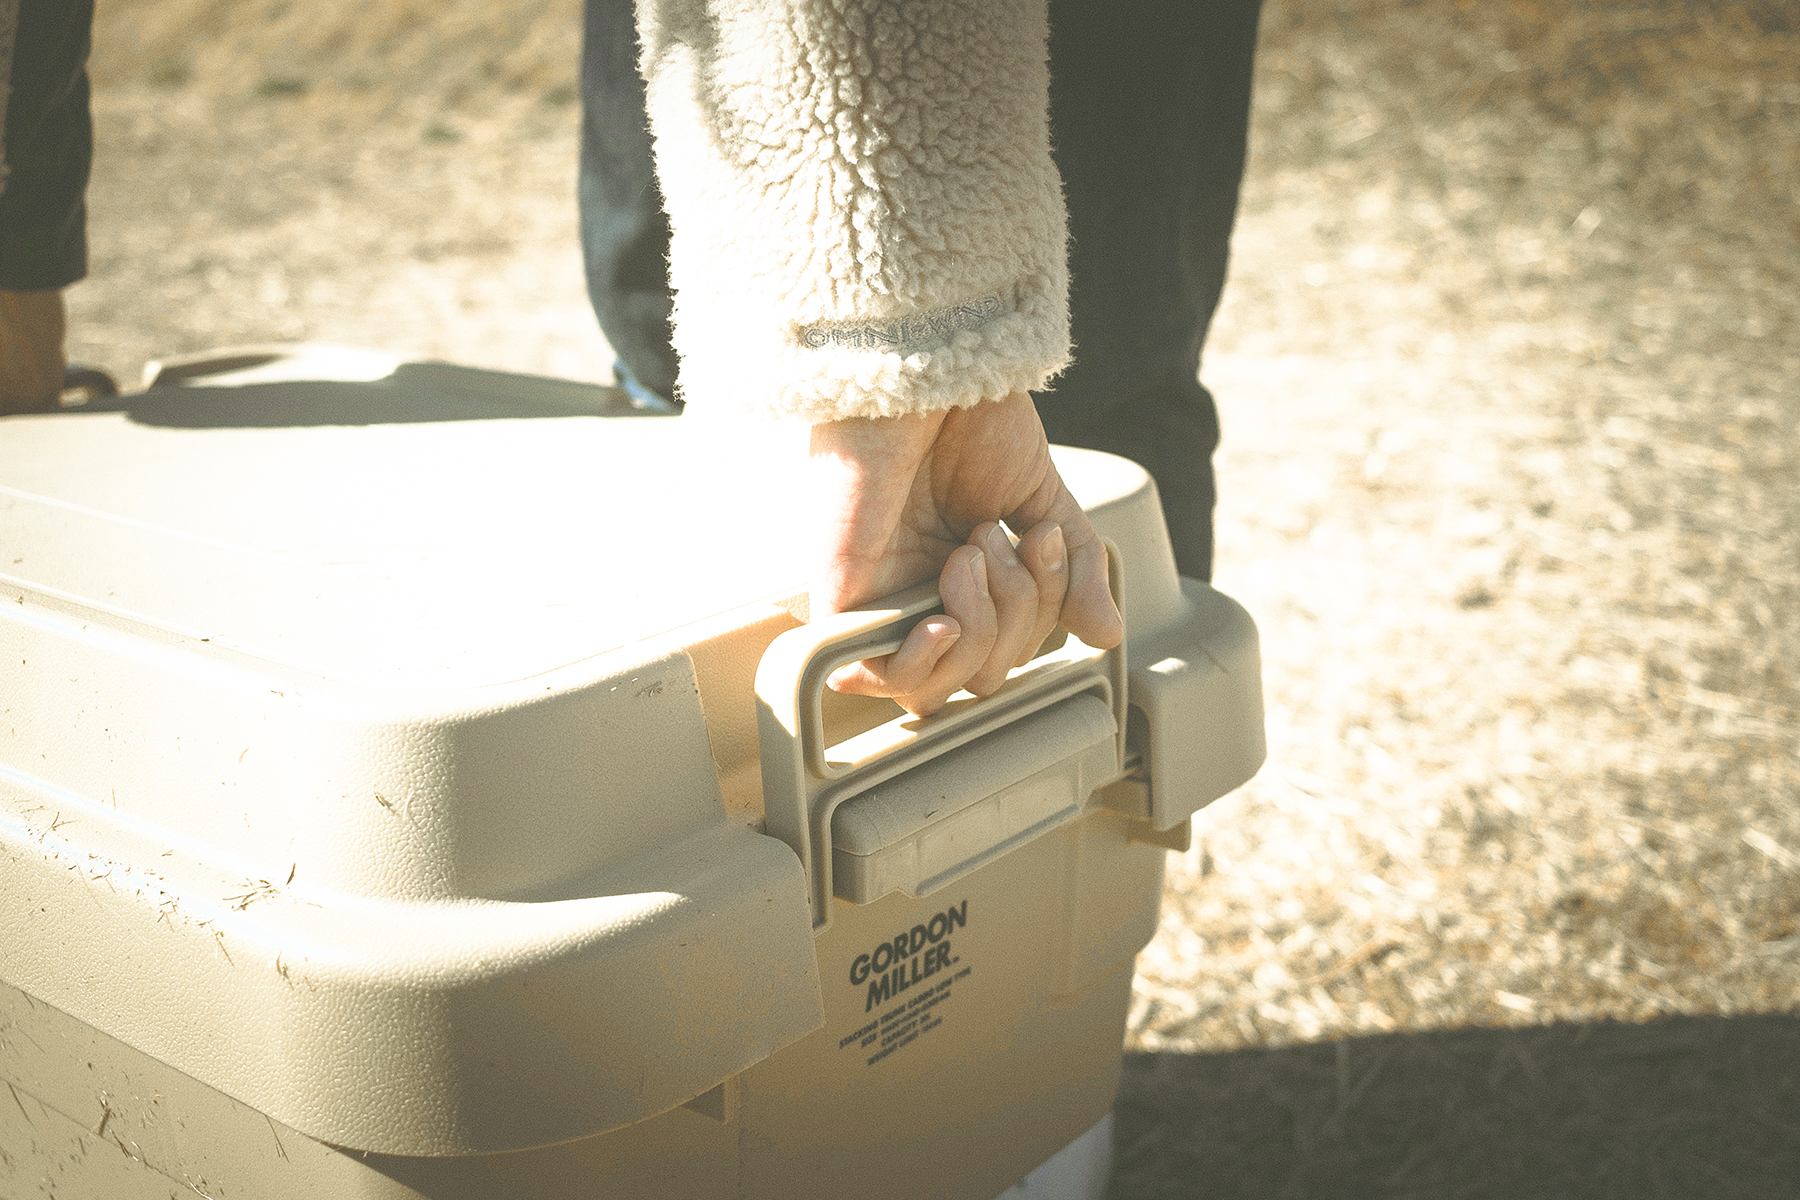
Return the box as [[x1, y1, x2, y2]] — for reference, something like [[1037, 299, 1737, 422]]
[[2, 801, 1160, 1200], [1, 350, 1263, 1199]]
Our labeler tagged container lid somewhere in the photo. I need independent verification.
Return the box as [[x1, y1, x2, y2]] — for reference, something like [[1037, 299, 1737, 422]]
[[2, 353, 815, 692]]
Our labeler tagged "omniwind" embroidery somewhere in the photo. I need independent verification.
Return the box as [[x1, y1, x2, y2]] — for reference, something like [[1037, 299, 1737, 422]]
[[799, 296, 1004, 354]]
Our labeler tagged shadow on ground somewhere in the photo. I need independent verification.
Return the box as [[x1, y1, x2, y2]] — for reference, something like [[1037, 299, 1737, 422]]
[[49, 362, 654, 427], [1109, 1013, 1800, 1199]]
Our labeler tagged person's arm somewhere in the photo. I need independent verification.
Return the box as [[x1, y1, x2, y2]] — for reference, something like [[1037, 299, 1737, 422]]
[[635, 0, 1119, 712]]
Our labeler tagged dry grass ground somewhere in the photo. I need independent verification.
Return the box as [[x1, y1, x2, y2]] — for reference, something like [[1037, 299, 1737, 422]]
[[1115, 2, 1800, 1191], [80, 0, 608, 384], [1140, 0, 1800, 1054], [70, 0, 1800, 1192]]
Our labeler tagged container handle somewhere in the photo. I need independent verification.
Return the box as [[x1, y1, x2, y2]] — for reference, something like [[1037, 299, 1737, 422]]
[[754, 544, 1127, 930]]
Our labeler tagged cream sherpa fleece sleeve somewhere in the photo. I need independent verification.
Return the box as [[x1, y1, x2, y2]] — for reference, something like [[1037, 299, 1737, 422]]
[[636, 0, 1069, 421]]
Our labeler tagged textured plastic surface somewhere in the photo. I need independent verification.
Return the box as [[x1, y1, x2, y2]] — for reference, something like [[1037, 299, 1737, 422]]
[[1, 973, 1112, 1200], [2, 346, 1266, 1196]]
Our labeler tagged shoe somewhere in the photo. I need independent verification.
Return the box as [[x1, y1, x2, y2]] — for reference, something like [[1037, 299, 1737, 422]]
[[612, 358, 680, 414]]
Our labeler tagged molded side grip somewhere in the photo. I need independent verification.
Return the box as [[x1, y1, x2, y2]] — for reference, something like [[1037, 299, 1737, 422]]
[[1125, 579, 1267, 829]]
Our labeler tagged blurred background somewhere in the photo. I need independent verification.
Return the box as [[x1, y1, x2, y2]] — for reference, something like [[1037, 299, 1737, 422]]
[[75, 0, 1800, 1193]]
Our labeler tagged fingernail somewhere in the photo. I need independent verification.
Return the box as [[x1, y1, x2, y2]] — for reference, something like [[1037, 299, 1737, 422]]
[[985, 524, 1021, 567], [1042, 525, 1066, 572], [925, 618, 961, 646], [969, 552, 990, 597]]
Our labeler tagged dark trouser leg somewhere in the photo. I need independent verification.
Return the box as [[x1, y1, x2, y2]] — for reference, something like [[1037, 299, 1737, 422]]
[[0, 0, 93, 292], [1, 0, 92, 411], [578, 0, 680, 406], [1037, 0, 1263, 582]]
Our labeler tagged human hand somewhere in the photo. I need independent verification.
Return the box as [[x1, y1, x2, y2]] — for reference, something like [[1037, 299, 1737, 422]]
[[807, 391, 1124, 716]]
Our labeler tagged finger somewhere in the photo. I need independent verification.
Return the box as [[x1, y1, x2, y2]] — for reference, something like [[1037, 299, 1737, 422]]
[[999, 463, 1122, 651], [1012, 521, 1069, 666], [1061, 530, 1124, 650], [827, 617, 962, 697], [895, 546, 998, 716], [963, 522, 1040, 695]]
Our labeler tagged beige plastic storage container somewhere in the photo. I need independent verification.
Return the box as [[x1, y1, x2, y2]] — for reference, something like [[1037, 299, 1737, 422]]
[[0, 348, 1264, 1200]]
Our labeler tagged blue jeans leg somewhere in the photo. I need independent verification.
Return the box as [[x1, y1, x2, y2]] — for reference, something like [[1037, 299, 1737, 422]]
[[577, 0, 680, 407]]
